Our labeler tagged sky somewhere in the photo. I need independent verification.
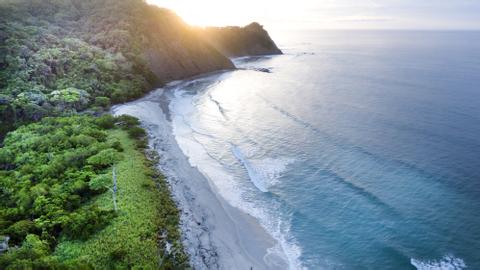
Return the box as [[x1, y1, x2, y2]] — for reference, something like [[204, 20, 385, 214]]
[[147, 0, 480, 30]]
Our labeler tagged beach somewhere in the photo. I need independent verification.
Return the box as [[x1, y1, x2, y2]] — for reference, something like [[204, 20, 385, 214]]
[[112, 86, 289, 269]]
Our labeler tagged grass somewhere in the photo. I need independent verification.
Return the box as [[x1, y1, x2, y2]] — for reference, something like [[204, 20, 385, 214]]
[[54, 129, 188, 269]]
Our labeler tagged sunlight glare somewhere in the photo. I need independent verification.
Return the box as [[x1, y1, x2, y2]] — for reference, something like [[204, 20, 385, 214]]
[[147, 0, 276, 27]]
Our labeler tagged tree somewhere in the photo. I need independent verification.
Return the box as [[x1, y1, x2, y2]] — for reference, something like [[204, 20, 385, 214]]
[[49, 88, 90, 111]]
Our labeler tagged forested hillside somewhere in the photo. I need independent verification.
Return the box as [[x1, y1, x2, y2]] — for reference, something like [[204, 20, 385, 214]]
[[0, 0, 233, 139]]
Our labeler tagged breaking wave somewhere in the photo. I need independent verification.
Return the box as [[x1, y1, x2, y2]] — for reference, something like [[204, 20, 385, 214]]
[[411, 255, 467, 270], [231, 144, 294, 193]]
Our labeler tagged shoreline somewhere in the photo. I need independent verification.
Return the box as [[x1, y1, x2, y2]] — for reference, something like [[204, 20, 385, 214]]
[[112, 88, 289, 269]]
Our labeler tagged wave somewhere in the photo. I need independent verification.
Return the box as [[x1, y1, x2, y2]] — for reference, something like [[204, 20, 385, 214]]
[[231, 144, 268, 192], [231, 144, 294, 193], [411, 255, 467, 270], [237, 67, 274, 73], [169, 88, 305, 269], [233, 55, 274, 66], [258, 94, 458, 194], [258, 95, 333, 138], [314, 167, 400, 217], [258, 95, 402, 214]]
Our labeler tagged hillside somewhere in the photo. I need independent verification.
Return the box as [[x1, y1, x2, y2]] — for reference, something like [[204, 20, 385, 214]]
[[0, 0, 282, 140], [203, 22, 283, 57], [0, 0, 235, 139]]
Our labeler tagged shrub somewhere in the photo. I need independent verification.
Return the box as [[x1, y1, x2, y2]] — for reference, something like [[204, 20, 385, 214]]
[[6, 220, 36, 243], [0, 234, 50, 269], [127, 126, 146, 139], [135, 138, 148, 149], [115, 114, 140, 128], [71, 134, 95, 147], [108, 139, 123, 152], [0, 148, 14, 168], [61, 206, 115, 240], [109, 248, 127, 261], [87, 149, 122, 168], [94, 97, 111, 108], [95, 114, 116, 129], [49, 88, 90, 111], [88, 174, 111, 192]]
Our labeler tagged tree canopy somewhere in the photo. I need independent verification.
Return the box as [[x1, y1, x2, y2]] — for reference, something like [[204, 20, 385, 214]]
[[0, 115, 122, 268]]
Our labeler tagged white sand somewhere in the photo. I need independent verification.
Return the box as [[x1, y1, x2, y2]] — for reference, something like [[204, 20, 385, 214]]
[[112, 88, 288, 270]]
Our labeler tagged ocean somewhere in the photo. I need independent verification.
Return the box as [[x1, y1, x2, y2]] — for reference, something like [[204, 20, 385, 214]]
[[160, 31, 480, 269]]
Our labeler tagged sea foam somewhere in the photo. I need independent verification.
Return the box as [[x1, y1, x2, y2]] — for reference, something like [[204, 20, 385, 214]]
[[231, 144, 293, 192], [169, 88, 305, 269], [411, 255, 467, 270]]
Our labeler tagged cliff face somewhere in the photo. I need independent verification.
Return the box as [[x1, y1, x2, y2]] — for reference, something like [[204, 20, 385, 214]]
[[202, 22, 283, 57], [119, 4, 235, 83], [74, 1, 235, 84]]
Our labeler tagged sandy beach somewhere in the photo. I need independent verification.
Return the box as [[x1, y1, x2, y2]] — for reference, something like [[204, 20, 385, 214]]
[[112, 87, 289, 269]]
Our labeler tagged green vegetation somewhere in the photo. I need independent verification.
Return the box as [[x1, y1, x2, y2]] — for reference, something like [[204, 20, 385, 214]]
[[0, 0, 262, 267], [0, 0, 165, 138], [0, 0, 238, 139], [0, 115, 188, 269], [0, 1, 193, 267]]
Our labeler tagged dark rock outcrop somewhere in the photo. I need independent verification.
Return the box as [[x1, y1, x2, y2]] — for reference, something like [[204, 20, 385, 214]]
[[202, 22, 282, 57]]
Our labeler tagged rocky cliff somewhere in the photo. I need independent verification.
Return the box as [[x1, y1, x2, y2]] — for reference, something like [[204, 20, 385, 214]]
[[114, 3, 236, 83], [202, 22, 283, 57]]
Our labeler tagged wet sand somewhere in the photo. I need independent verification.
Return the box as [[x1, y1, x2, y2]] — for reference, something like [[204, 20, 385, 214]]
[[112, 88, 288, 269]]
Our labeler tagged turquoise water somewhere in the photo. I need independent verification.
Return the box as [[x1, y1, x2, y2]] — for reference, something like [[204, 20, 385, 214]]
[[168, 31, 480, 269]]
